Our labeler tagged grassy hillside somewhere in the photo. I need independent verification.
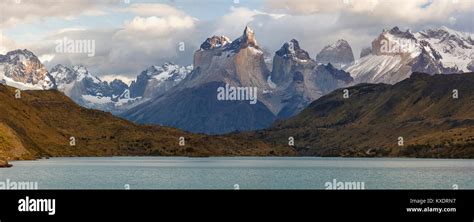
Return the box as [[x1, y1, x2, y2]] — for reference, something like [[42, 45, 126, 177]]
[[0, 84, 295, 161], [2, 73, 472, 160], [248, 73, 474, 158]]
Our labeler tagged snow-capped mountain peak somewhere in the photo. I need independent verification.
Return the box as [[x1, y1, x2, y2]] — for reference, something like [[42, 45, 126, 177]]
[[144, 65, 159, 76], [4, 49, 37, 65], [243, 25, 255, 41], [72, 65, 101, 83], [415, 26, 473, 72], [226, 25, 260, 52], [0, 49, 55, 90], [50, 64, 75, 81], [151, 62, 192, 82], [200, 36, 232, 50], [330, 39, 353, 50], [49, 64, 136, 113], [387, 26, 417, 40], [129, 62, 192, 99], [437, 26, 474, 42], [346, 26, 473, 84]]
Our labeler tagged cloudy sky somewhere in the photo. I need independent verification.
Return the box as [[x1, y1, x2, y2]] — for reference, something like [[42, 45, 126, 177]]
[[0, 0, 472, 82]]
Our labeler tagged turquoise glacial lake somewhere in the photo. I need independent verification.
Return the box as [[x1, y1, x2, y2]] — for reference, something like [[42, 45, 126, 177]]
[[1, 157, 473, 189]]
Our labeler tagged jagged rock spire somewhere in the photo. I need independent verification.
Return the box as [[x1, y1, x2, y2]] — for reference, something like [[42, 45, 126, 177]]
[[275, 39, 310, 60]]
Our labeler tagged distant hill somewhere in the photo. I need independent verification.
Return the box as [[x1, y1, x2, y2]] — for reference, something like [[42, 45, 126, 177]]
[[0, 84, 294, 161], [248, 73, 474, 158]]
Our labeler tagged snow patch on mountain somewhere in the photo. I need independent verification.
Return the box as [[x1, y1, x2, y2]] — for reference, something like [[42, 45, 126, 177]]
[[49, 64, 141, 113], [415, 26, 473, 72], [129, 62, 192, 99]]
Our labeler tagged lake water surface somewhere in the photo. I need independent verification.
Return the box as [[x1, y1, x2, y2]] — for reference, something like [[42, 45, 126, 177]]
[[1, 157, 473, 189]]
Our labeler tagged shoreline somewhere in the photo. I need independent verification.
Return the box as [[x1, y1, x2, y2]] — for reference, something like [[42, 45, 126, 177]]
[[0, 158, 13, 168], [4, 156, 474, 169], [8, 155, 474, 161]]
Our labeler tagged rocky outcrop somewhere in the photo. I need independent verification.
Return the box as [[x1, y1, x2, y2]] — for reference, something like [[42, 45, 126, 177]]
[[468, 61, 474, 72], [200, 36, 231, 50], [272, 39, 313, 85], [360, 47, 372, 58], [316, 39, 355, 68], [0, 158, 12, 168], [270, 39, 353, 119]]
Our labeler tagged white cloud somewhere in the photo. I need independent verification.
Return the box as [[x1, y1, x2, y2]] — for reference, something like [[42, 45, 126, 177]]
[[264, 0, 473, 24], [0, 31, 19, 54], [55, 27, 88, 34], [2, 1, 472, 81], [264, 0, 377, 14], [0, 0, 111, 28], [210, 7, 262, 38], [117, 3, 187, 17], [122, 16, 196, 36], [30, 12, 199, 77], [82, 9, 108, 17]]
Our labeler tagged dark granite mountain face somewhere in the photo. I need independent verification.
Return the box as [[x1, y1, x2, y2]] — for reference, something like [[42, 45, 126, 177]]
[[272, 39, 313, 84], [313, 63, 353, 95], [275, 39, 311, 60], [123, 26, 275, 134], [359, 47, 372, 58], [126, 81, 276, 134], [270, 39, 353, 119], [109, 79, 129, 98], [249, 73, 474, 158]]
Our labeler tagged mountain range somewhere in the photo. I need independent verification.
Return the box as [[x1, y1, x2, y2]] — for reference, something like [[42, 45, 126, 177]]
[[346, 26, 473, 84], [122, 26, 354, 134], [1, 25, 472, 134], [129, 63, 193, 99], [1, 72, 472, 161], [49, 64, 139, 112]]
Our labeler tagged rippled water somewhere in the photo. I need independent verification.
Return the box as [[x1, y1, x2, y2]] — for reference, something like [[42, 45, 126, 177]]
[[1, 157, 473, 189]]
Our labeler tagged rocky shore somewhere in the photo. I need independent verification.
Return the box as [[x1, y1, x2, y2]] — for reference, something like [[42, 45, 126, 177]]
[[0, 158, 12, 168]]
